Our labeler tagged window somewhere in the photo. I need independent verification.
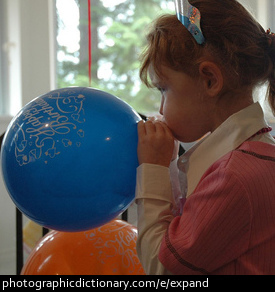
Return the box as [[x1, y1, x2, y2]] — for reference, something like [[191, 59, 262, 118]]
[[55, 0, 174, 115]]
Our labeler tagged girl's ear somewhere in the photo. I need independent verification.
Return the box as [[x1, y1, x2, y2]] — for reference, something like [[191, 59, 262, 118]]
[[199, 61, 224, 98]]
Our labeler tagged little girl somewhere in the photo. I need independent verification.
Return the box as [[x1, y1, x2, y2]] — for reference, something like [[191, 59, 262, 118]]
[[135, 0, 275, 275]]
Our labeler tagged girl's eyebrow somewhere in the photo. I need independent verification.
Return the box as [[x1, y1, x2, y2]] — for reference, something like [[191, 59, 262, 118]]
[[152, 81, 165, 89], [151, 81, 159, 88], [151, 75, 166, 88], [150, 77, 160, 88]]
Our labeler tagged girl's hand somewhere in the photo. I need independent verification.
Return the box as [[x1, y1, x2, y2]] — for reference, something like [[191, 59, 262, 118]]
[[137, 119, 176, 167]]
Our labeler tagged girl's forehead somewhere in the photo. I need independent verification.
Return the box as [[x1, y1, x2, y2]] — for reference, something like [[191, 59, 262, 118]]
[[149, 64, 169, 84], [149, 67, 158, 84]]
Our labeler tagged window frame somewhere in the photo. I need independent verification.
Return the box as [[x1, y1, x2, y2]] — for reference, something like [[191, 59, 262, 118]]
[[0, 0, 56, 117], [0, 0, 9, 115]]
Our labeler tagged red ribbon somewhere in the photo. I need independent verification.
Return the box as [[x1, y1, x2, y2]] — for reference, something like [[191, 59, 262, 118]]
[[88, 0, 92, 86]]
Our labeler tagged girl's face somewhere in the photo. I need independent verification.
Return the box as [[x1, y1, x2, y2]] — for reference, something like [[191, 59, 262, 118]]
[[150, 65, 213, 143]]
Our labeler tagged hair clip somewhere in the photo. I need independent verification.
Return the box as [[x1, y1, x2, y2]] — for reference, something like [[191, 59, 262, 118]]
[[266, 28, 275, 47], [174, 0, 205, 45], [266, 28, 274, 35]]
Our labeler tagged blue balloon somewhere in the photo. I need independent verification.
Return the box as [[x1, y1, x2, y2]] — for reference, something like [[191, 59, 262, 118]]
[[1, 87, 141, 231]]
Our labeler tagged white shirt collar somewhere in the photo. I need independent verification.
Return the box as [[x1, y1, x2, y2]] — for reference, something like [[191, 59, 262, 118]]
[[178, 102, 271, 198]]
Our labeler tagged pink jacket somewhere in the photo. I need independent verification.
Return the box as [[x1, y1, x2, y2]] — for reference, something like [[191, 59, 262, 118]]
[[159, 141, 275, 275]]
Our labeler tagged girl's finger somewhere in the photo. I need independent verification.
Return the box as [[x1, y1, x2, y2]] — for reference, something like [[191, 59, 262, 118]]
[[143, 120, 156, 135], [154, 120, 166, 133], [137, 120, 146, 136]]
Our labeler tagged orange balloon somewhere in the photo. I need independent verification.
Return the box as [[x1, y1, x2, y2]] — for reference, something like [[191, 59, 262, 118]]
[[21, 220, 145, 275]]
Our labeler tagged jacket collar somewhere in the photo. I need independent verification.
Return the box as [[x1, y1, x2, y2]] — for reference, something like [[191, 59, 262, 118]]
[[178, 102, 270, 198]]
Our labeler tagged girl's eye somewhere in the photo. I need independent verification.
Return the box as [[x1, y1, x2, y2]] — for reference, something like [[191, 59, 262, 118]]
[[157, 87, 166, 94]]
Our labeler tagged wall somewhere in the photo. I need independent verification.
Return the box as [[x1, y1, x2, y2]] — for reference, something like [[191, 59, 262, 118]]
[[0, 0, 55, 274], [0, 116, 14, 275]]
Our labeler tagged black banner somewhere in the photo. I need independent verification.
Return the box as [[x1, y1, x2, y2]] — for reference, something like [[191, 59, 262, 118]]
[[0, 275, 268, 291]]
